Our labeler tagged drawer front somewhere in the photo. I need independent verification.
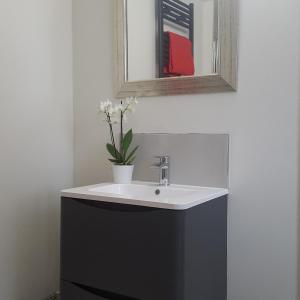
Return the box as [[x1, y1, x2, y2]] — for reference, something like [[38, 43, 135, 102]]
[[61, 197, 184, 300], [61, 281, 108, 300]]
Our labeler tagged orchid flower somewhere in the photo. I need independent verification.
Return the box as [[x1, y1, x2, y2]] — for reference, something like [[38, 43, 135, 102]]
[[98, 98, 139, 165]]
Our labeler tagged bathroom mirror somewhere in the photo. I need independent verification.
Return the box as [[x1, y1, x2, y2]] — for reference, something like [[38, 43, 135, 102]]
[[115, 0, 238, 97]]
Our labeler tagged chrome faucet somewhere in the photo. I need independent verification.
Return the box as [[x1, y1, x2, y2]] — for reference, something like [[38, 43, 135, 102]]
[[152, 156, 170, 187]]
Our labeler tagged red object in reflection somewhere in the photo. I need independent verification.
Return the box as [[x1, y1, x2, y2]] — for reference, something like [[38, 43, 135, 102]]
[[164, 31, 195, 76]]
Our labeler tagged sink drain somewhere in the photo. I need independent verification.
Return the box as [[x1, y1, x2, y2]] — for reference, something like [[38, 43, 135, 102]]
[[155, 189, 161, 195]]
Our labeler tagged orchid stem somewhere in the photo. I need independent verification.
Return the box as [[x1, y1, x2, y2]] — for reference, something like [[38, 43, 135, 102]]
[[120, 101, 125, 164], [107, 114, 117, 160]]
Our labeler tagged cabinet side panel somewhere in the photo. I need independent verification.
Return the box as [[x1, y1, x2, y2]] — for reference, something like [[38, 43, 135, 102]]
[[184, 196, 228, 300]]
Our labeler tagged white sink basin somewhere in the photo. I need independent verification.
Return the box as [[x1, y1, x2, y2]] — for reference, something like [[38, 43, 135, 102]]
[[62, 181, 228, 210], [89, 183, 197, 199]]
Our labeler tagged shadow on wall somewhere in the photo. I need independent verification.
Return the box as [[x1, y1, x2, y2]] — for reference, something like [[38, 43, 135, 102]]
[[298, 62, 300, 300], [11, 191, 60, 299]]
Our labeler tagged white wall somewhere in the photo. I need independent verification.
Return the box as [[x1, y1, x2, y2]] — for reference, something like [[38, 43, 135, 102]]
[[0, 0, 73, 299], [196, 0, 214, 75], [73, 1, 299, 300], [127, 0, 157, 81]]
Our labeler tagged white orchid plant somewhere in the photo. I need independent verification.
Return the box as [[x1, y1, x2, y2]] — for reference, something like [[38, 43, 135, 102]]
[[98, 97, 139, 165]]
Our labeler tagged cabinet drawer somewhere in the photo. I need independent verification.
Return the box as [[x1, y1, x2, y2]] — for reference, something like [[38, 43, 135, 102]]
[[61, 197, 184, 300], [61, 281, 108, 300]]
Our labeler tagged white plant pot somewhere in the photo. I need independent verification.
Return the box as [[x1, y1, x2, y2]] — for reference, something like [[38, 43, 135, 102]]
[[112, 165, 134, 184]]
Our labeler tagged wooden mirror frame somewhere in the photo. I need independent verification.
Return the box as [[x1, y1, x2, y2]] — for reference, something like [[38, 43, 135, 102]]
[[114, 0, 239, 97]]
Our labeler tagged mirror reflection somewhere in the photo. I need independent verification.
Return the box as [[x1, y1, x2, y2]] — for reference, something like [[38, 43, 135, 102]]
[[126, 0, 219, 82]]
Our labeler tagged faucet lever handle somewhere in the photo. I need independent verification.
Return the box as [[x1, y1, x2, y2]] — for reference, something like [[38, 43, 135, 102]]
[[150, 163, 161, 168], [154, 155, 169, 164]]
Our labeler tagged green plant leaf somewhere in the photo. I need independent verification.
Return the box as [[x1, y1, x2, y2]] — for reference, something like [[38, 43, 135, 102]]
[[125, 145, 139, 163], [106, 143, 117, 158], [106, 143, 123, 161], [109, 159, 123, 164], [122, 129, 133, 157], [127, 156, 136, 165]]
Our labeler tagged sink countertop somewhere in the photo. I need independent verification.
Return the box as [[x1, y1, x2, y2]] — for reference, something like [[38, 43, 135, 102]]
[[61, 181, 229, 210]]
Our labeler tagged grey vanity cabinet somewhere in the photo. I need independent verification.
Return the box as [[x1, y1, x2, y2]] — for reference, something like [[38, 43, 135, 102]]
[[60, 196, 228, 300], [61, 281, 108, 300]]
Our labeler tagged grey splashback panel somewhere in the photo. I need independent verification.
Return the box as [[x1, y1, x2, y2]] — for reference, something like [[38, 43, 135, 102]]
[[133, 133, 229, 188]]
